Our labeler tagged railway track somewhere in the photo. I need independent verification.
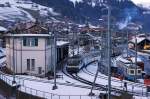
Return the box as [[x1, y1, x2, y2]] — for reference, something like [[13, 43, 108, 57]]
[[63, 60, 150, 97], [77, 71, 150, 96], [83, 65, 146, 88]]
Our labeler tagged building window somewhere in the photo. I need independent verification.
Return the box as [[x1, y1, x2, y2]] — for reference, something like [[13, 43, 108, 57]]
[[23, 37, 38, 46], [128, 69, 135, 75], [137, 69, 142, 75], [38, 67, 42, 74], [27, 59, 30, 71], [27, 59, 35, 71], [31, 59, 35, 71]]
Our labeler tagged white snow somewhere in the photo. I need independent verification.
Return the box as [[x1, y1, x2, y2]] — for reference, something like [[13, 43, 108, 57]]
[[116, 55, 131, 63], [57, 41, 69, 46], [0, 0, 59, 22], [130, 57, 143, 63], [5, 33, 50, 37], [130, 37, 146, 44], [15, 1, 59, 16], [0, 0, 35, 22], [69, 0, 83, 4], [132, 0, 150, 9], [0, 26, 7, 31], [0, 48, 149, 99]]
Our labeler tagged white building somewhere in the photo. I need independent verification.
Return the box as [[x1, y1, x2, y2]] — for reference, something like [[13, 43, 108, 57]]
[[4, 23, 56, 75]]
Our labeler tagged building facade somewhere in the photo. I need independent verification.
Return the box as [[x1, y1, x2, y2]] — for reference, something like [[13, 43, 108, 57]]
[[5, 33, 55, 75]]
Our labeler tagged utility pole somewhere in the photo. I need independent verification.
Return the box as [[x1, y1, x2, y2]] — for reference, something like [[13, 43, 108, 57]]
[[135, 31, 138, 83], [89, 61, 100, 96], [107, 5, 111, 99], [12, 34, 16, 85], [127, 31, 129, 58], [77, 32, 80, 54], [101, 4, 111, 99], [72, 28, 75, 56], [52, 25, 58, 90]]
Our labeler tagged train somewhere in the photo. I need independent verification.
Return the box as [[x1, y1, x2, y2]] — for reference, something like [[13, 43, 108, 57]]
[[66, 55, 84, 73], [116, 56, 143, 81]]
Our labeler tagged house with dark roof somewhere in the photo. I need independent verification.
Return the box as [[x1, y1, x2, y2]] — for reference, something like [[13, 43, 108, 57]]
[[129, 35, 150, 51], [4, 21, 69, 76]]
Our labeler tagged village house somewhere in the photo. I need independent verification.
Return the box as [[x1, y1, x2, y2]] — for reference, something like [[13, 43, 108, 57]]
[[4, 22, 69, 76], [128, 34, 150, 51]]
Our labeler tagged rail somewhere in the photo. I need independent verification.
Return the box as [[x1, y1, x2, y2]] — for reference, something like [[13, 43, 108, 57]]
[[19, 85, 97, 99], [0, 73, 14, 86]]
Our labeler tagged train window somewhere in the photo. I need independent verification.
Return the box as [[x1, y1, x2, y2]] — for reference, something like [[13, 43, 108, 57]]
[[128, 69, 135, 75], [137, 69, 142, 75]]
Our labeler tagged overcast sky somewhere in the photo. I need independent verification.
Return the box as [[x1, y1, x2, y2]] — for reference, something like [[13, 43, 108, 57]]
[[132, 0, 150, 4], [131, 0, 150, 8]]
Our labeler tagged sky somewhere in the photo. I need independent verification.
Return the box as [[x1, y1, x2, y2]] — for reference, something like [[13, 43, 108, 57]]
[[132, 0, 150, 8], [132, 0, 150, 5]]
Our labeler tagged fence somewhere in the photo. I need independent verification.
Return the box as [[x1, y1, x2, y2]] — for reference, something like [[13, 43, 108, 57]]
[[0, 73, 13, 86], [18, 85, 97, 99], [0, 72, 98, 99]]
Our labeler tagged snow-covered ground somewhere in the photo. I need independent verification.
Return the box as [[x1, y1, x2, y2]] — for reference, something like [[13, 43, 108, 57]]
[[78, 62, 147, 94], [0, 47, 149, 99], [0, 0, 59, 23], [0, 26, 7, 31], [0, 70, 99, 99]]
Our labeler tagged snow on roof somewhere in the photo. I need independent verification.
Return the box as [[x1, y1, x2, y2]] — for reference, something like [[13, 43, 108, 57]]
[[0, 26, 7, 31], [130, 37, 147, 44], [130, 57, 143, 63], [69, 0, 83, 4], [116, 55, 143, 64], [88, 24, 99, 28], [116, 56, 131, 63], [57, 41, 69, 46], [4, 33, 50, 37]]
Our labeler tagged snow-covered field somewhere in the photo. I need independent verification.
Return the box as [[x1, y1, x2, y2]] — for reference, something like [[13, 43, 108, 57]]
[[0, 0, 59, 23]]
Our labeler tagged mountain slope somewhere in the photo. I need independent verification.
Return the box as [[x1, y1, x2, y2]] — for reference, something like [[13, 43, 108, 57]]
[[0, 0, 59, 28], [31, 0, 150, 32], [0, 0, 150, 32]]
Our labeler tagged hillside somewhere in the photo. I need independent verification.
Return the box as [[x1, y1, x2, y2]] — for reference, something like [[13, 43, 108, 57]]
[[31, 0, 150, 32], [0, 0, 150, 32], [0, 0, 59, 28]]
